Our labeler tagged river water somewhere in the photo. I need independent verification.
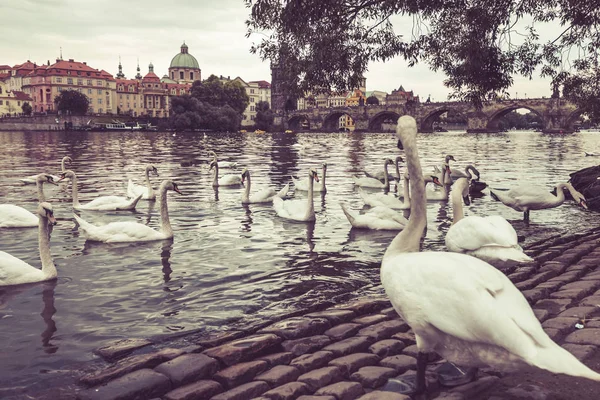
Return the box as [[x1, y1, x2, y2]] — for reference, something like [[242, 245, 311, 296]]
[[0, 129, 598, 396]]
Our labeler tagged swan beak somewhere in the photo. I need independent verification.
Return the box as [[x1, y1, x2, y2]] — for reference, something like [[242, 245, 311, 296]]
[[463, 195, 471, 206], [580, 199, 588, 209], [48, 215, 57, 225], [432, 176, 442, 187], [174, 187, 183, 195], [57, 175, 66, 183], [49, 179, 59, 186], [397, 139, 403, 150], [314, 175, 320, 182]]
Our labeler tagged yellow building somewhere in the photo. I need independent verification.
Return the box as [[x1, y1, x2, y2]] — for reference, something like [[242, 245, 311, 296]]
[[0, 80, 33, 117]]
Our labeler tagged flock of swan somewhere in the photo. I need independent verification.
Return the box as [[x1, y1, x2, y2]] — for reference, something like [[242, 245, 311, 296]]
[[1, 116, 598, 394]]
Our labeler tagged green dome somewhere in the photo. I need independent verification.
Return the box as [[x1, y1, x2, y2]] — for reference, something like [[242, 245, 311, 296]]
[[170, 43, 199, 69]]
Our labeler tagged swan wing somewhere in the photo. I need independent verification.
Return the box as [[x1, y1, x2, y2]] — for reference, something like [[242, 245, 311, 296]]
[[218, 174, 242, 186], [0, 204, 38, 227], [359, 189, 406, 209], [341, 204, 405, 230], [366, 206, 409, 225], [75, 214, 163, 242], [273, 197, 307, 220], [292, 177, 308, 191], [127, 179, 145, 198], [249, 187, 278, 203], [364, 169, 384, 181], [276, 183, 290, 199], [353, 176, 384, 188], [0, 251, 42, 286], [19, 174, 38, 185], [446, 215, 518, 252]]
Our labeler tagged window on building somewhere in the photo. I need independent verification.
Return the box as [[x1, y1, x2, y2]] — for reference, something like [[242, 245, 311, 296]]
[[97, 89, 102, 94], [250, 106, 255, 111], [17, 101, 20, 106], [88, 89, 92, 94], [250, 89, 255, 93], [77, 71, 81, 75], [87, 80, 92, 85], [179, 71, 184, 80], [97, 80, 102, 86], [251, 115, 255, 120], [56, 77, 62, 83], [98, 98, 102, 104], [0, 100, 3, 105], [190, 72, 194, 80], [250, 98, 254, 103], [67, 78, 73, 84], [77, 79, 83, 85]]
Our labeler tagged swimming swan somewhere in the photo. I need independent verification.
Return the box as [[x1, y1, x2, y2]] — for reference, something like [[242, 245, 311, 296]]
[[352, 159, 394, 189], [364, 156, 403, 182], [292, 163, 327, 193], [241, 169, 290, 204], [381, 115, 600, 395], [341, 203, 407, 230], [445, 178, 532, 264], [210, 160, 242, 187], [209, 151, 237, 169], [127, 164, 159, 200], [20, 156, 72, 185], [358, 174, 410, 210], [59, 170, 143, 211], [274, 168, 319, 222], [0, 202, 58, 286], [0, 174, 58, 228], [73, 180, 182, 243], [490, 182, 587, 222]]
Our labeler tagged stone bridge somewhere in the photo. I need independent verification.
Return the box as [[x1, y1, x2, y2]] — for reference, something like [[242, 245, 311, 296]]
[[284, 98, 580, 133]]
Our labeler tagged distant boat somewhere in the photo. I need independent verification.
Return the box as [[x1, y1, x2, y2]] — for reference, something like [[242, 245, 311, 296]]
[[285, 130, 293, 134], [94, 123, 142, 131], [239, 129, 248, 133], [254, 129, 266, 134]]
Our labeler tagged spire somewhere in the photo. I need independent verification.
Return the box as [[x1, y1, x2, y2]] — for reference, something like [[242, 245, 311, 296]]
[[59, 47, 63, 60], [116, 55, 125, 79], [181, 41, 188, 54], [135, 58, 142, 80], [148, 62, 154, 73]]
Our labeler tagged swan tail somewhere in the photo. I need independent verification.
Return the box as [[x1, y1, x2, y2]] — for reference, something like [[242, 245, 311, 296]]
[[490, 190, 500, 202], [123, 192, 143, 210], [340, 203, 357, 226], [73, 214, 96, 236], [470, 246, 533, 263], [276, 183, 290, 199], [530, 343, 600, 381]]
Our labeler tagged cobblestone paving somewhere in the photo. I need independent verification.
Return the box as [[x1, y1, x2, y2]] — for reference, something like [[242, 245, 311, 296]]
[[65, 229, 600, 400]]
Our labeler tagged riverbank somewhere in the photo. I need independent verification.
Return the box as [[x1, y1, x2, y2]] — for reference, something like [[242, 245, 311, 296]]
[[15, 227, 600, 400]]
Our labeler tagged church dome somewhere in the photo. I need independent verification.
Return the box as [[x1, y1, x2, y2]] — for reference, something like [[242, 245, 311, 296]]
[[169, 42, 199, 69]]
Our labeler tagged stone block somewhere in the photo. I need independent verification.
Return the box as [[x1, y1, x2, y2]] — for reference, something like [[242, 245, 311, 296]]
[[533, 308, 550, 323], [557, 306, 599, 319], [154, 353, 219, 387], [261, 381, 311, 400], [352, 314, 389, 325], [94, 338, 153, 361], [213, 360, 268, 389], [290, 351, 334, 374], [356, 391, 411, 400], [259, 317, 331, 340], [350, 366, 397, 388], [357, 320, 409, 341], [297, 396, 336, 400], [163, 380, 222, 400], [369, 339, 406, 358], [297, 366, 344, 392], [543, 328, 562, 341], [202, 334, 281, 366], [332, 298, 390, 315], [521, 288, 547, 304], [255, 365, 301, 388], [402, 345, 439, 361], [448, 376, 499, 397], [322, 336, 374, 357], [391, 331, 416, 346], [329, 353, 380, 377], [562, 343, 598, 361], [281, 335, 331, 356], [379, 354, 416, 373], [196, 331, 245, 348], [541, 317, 579, 336], [579, 295, 600, 307], [564, 328, 600, 346], [306, 309, 356, 324], [314, 381, 364, 400], [77, 369, 171, 400], [324, 323, 362, 341], [534, 298, 574, 317], [210, 381, 270, 400], [380, 307, 401, 319], [258, 352, 294, 367]]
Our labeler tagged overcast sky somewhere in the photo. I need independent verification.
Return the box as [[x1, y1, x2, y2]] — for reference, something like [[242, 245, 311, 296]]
[[1, 0, 555, 101]]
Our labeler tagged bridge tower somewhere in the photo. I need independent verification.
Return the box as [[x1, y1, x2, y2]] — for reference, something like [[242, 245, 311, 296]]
[[270, 61, 287, 129]]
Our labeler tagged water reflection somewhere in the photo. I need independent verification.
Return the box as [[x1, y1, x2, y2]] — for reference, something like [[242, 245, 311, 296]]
[[40, 281, 58, 354]]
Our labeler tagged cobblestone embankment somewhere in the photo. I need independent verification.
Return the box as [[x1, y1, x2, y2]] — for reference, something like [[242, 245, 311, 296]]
[[41, 229, 600, 400]]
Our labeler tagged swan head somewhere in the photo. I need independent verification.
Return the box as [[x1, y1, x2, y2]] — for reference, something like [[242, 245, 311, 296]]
[[209, 161, 217, 171], [62, 156, 73, 165], [395, 156, 404, 164], [570, 190, 588, 209], [241, 168, 249, 184], [163, 180, 183, 195], [57, 170, 76, 182], [310, 168, 320, 182], [445, 154, 456, 162], [38, 202, 57, 225], [37, 174, 58, 186], [385, 158, 394, 166], [395, 116, 417, 149], [146, 165, 159, 176], [431, 175, 444, 187], [322, 163, 327, 170]]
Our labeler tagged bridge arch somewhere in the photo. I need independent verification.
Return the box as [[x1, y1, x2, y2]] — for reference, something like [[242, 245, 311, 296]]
[[368, 111, 401, 132], [565, 109, 584, 130], [420, 108, 468, 132], [322, 111, 356, 132], [486, 104, 546, 131], [287, 114, 311, 131]]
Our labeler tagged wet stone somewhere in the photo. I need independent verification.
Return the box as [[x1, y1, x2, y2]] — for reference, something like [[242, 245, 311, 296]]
[[506, 383, 555, 400], [297, 396, 336, 400], [261, 381, 311, 400], [356, 391, 411, 400], [306, 309, 356, 325], [391, 331, 416, 346], [369, 339, 406, 358], [535, 280, 564, 292], [564, 328, 600, 346], [380, 307, 401, 319], [562, 343, 598, 361], [80, 348, 185, 387], [402, 345, 439, 361], [94, 338, 153, 361], [557, 306, 599, 319], [582, 270, 600, 281], [332, 297, 390, 315], [448, 376, 499, 397], [290, 351, 334, 374], [324, 323, 362, 341], [77, 369, 171, 400], [255, 365, 301, 388], [196, 331, 245, 348], [210, 381, 269, 400], [357, 320, 409, 341], [281, 335, 332, 356], [314, 381, 364, 400], [532, 308, 550, 323], [163, 380, 222, 400], [352, 314, 390, 325], [521, 288, 547, 304], [213, 360, 268, 389], [202, 334, 281, 367], [154, 353, 219, 387], [539, 261, 567, 274], [297, 366, 344, 392], [543, 328, 562, 342], [350, 366, 397, 388], [379, 354, 416, 373], [534, 298, 574, 316], [322, 336, 375, 357], [259, 317, 331, 340], [258, 352, 294, 367], [579, 295, 600, 307], [541, 317, 579, 336], [329, 353, 380, 377]]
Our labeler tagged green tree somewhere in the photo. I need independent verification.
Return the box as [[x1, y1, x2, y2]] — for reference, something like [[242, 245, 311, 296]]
[[169, 95, 203, 131], [366, 96, 379, 105], [54, 90, 89, 115], [224, 80, 250, 114], [246, 0, 600, 117], [191, 75, 249, 114], [254, 101, 274, 131], [21, 102, 32, 116]]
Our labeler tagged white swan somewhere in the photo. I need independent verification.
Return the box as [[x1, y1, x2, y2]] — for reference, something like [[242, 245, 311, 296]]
[[341, 203, 407, 230], [0, 203, 58, 286], [241, 169, 290, 204], [20, 156, 72, 184], [0, 174, 57, 228], [490, 182, 587, 222], [292, 163, 327, 192], [364, 156, 403, 181], [73, 180, 182, 243], [352, 159, 393, 189], [127, 165, 159, 200], [59, 170, 143, 211], [358, 174, 410, 210], [210, 160, 242, 187], [445, 178, 532, 264], [424, 167, 449, 201], [209, 151, 237, 168], [381, 116, 600, 396], [274, 168, 318, 222]]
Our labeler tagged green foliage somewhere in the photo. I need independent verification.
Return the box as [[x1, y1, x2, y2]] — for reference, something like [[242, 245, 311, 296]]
[[366, 96, 379, 105], [169, 95, 242, 132], [54, 90, 89, 115], [246, 0, 600, 115], [498, 111, 543, 129], [191, 75, 249, 114], [21, 102, 32, 116], [254, 101, 274, 131]]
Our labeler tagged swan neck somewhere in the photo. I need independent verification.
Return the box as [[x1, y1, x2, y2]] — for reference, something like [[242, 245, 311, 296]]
[[70, 173, 80, 207], [243, 173, 251, 202], [320, 166, 326, 190], [384, 132, 426, 259], [158, 184, 172, 236], [37, 179, 46, 202], [306, 174, 315, 219], [451, 183, 465, 224], [38, 216, 57, 278], [402, 174, 410, 206], [395, 160, 401, 180], [212, 164, 219, 186], [383, 163, 390, 188]]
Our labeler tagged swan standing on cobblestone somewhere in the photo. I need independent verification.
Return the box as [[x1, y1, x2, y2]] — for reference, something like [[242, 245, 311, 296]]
[[445, 178, 532, 264], [381, 116, 600, 395]]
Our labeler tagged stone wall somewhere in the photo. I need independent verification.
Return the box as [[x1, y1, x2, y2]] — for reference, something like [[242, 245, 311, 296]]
[[0, 115, 91, 131]]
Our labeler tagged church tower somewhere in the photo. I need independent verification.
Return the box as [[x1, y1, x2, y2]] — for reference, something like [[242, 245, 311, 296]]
[[116, 56, 125, 79], [135, 59, 142, 80]]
